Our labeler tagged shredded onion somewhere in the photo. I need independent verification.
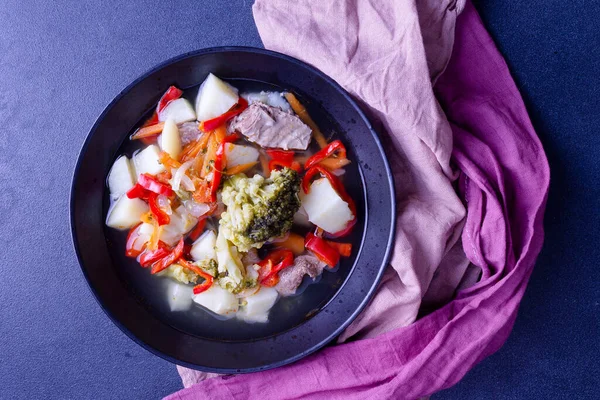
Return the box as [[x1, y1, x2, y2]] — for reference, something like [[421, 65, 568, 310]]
[[184, 200, 211, 218], [181, 174, 195, 191], [157, 194, 172, 215], [172, 160, 194, 192]]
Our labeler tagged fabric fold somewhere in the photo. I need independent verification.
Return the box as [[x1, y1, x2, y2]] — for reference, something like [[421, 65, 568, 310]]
[[171, 0, 549, 398]]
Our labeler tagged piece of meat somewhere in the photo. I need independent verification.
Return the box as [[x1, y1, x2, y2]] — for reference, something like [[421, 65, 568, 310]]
[[275, 255, 326, 296], [177, 122, 202, 146], [228, 103, 312, 150]]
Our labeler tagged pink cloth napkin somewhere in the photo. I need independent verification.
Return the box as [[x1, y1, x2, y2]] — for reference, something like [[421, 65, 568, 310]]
[[169, 0, 550, 398]]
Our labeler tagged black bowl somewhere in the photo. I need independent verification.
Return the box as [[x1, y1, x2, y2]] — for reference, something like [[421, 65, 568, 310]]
[[71, 47, 395, 373]]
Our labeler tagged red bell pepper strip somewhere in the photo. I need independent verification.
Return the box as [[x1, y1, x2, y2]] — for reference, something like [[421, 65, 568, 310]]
[[222, 132, 241, 143], [182, 244, 192, 258], [139, 241, 170, 267], [325, 241, 352, 257], [261, 273, 280, 288], [266, 149, 295, 163], [187, 218, 207, 242], [200, 97, 249, 132], [125, 223, 145, 258], [302, 165, 357, 237], [138, 173, 174, 197], [258, 249, 294, 286], [302, 165, 340, 194], [178, 258, 214, 294], [268, 159, 302, 173], [178, 258, 210, 277], [267, 149, 301, 172], [305, 233, 340, 267], [325, 218, 357, 239], [147, 192, 170, 226], [126, 183, 149, 199], [192, 279, 213, 294], [304, 140, 347, 170], [150, 238, 184, 274], [209, 142, 226, 202], [126, 183, 170, 226], [156, 86, 183, 115]]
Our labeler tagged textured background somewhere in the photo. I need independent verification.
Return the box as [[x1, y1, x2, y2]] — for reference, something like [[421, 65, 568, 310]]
[[0, 0, 597, 399]]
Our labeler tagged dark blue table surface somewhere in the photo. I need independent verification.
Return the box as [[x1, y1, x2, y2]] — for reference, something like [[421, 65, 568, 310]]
[[1, 0, 597, 399]]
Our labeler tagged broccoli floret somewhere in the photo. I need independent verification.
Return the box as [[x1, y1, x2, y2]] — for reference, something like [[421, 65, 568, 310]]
[[158, 263, 198, 285], [219, 167, 301, 252], [194, 258, 218, 277]]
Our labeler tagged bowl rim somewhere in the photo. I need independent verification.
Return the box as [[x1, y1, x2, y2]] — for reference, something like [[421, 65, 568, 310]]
[[70, 46, 396, 373]]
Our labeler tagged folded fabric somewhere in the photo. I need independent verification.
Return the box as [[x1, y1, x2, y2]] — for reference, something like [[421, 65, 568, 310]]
[[170, 0, 549, 398]]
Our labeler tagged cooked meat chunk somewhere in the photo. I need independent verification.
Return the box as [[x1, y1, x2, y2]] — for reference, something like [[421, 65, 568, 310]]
[[177, 122, 202, 146], [275, 255, 326, 296], [228, 103, 312, 150]]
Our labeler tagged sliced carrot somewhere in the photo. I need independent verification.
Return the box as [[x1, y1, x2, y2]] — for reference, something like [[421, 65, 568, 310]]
[[274, 233, 305, 256], [180, 141, 203, 163], [325, 241, 352, 257], [226, 161, 258, 175], [318, 157, 351, 170], [155, 170, 172, 184], [131, 122, 165, 140], [180, 142, 198, 162], [284, 93, 328, 148], [192, 150, 205, 177], [197, 131, 212, 149], [201, 135, 218, 178], [148, 219, 161, 251], [181, 133, 211, 163], [159, 151, 181, 170], [192, 179, 212, 203], [214, 124, 227, 143], [259, 154, 270, 178]]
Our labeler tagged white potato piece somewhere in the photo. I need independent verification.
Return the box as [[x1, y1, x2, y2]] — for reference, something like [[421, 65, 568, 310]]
[[300, 178, 354, 233], [174, 205, 197, 233], [191, 230, 217, 262], [237, 287, 279, 323], [131, 222, 153, 249], [193, 284, 239, 315], [138, 222, 155, 237], [107, 156, 136, 197], [195, 73, 239, 121], [133, 144, 165, 176], [159, 206, 197, 246], [106, 196, 148, 230], [159, 118, 182, 160], [293, 205, 311, 227], [224, 143, 260, 168], [166, 281, 194, 312], [158, 98, 196, 124]]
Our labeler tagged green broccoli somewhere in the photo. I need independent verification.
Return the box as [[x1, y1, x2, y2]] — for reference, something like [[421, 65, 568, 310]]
[[219, 167, 301, 252]]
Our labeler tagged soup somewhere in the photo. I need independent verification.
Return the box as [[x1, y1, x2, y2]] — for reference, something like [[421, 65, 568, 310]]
[[104, 73, 360, 339]]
